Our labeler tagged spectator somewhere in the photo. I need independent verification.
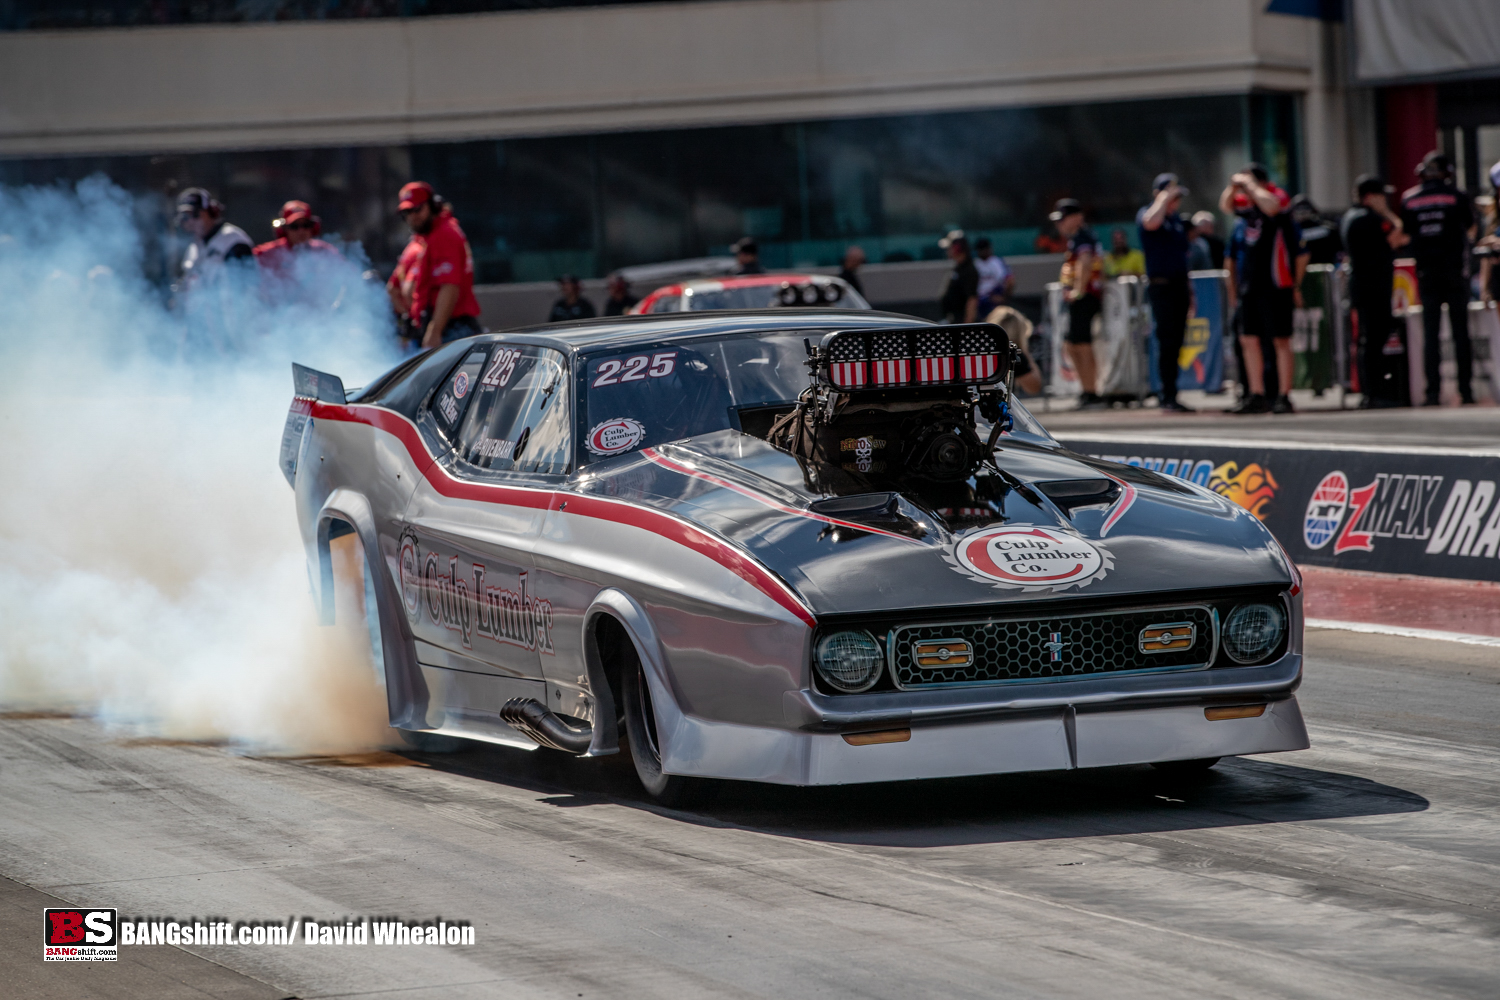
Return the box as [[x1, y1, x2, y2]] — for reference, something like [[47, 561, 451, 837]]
[[1475, 194, 1498, 306], [1340, 174, 1410, 408], [253, 200, 340, 283], [602, 273, 638, 316], [549, 274, 597, 323], [1402, 151, 1477, 405], [1188, 211, 1224, 270], [1051, 199, 1105, 409], [1102, 227, 1145, 277], [973, 236, 1013, 311], [936, 229, 979, 324], [387, 237, 424, 350], [175, 187, 252, 290], [1291, 194, 1341, 265], [731, 237, 765, 275], [400, 181, 482, 348], [838, 246, 866, 297], [1220, 164, 1306, 414], [984, 304, 1043, 395], [1138, 173, 1194, 413], [1034, 223, 1068, 254]]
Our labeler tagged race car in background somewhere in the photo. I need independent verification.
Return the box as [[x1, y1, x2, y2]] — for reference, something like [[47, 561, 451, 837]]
[[630, 273, 870, 314], [281, 309, 1307, 804]]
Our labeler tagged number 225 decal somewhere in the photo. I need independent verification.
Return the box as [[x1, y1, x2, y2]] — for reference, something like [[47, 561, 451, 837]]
[[482, 349, 522, 388], [592, 352, 676, 387]]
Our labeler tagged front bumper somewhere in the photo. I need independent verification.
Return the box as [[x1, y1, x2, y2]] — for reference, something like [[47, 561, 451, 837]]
[[658, 653, 1307, 786]]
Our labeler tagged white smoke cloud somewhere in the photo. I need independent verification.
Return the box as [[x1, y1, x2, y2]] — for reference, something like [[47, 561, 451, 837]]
[[0, 176, 402, 753]]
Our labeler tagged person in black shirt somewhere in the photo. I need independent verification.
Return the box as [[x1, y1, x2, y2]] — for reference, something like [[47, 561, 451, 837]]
[[603, 274, 638, 316], [1138, 173, 1194, 412], [1401, 151, 1477, 405], [1341, 175, 1410, 407], [548, 274, 597, 323], [937, 230, 980, 324], [1291, 195, 1342, 265], [731, 237, 765, 275], [838, 246, 866, 297]]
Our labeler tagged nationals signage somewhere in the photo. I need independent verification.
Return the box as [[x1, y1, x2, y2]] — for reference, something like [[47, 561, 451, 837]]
[[1061, 436, 1500, 583]]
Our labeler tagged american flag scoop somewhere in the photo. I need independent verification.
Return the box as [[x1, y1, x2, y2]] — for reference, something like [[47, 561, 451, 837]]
[[870, 330, 912, 386], [915, 329, 955, 384], [828, 333, 868, 389], [958, 327, 1002, 382]]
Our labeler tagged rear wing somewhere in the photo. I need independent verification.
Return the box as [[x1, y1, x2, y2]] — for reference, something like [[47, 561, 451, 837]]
[[280, 363, 347, 487]]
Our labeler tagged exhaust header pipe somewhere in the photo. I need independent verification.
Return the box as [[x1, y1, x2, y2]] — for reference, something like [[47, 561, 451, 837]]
[[499, 697, 593, 754]]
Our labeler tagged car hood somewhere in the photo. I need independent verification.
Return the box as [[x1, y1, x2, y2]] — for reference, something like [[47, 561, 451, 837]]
[[576, 430, 1292, 618]]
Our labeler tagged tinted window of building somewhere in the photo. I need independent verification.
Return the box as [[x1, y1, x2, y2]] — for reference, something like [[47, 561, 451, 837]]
[[1, 94, 1275, 286]]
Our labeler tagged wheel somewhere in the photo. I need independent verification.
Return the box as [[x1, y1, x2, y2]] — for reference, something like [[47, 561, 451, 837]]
[[620, 642, 716, 807], [1151, 757, 1221, 773]]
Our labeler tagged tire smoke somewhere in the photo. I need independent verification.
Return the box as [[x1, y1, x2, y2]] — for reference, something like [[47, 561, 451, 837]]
[[0, 177, 403, 753]]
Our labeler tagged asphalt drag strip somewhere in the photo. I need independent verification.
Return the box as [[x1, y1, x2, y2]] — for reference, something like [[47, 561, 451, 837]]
[[2, 628, 1498, 1000]]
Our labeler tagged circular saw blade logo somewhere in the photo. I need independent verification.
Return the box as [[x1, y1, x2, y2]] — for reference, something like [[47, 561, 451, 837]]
[[944, 526, 1112, 593]]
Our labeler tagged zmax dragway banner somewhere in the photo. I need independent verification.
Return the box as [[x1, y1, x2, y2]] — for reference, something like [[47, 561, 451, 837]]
[[1059, 437, 1500, 583]]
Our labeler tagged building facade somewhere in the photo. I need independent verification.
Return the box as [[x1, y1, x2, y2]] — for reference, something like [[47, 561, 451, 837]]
[[0, 0, 1493, 291]]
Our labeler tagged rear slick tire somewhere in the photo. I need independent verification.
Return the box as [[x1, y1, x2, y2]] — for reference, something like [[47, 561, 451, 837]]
[[620, 644, 717, 808]]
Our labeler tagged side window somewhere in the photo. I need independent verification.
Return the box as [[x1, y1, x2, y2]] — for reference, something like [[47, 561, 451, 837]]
[[456, 346, 571, 476], [647, 295, 680, 314], [428, 348, 490, 443]]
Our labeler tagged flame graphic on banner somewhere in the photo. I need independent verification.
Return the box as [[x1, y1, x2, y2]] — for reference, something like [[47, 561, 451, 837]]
[[1208, 461, 1279, 520]]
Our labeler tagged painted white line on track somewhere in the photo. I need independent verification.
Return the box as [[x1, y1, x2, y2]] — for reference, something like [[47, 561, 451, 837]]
[[1306, 618, 1500, 647]]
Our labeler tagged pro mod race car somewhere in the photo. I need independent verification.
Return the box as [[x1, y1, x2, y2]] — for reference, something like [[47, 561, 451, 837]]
[[631, 273, 869, 314], [282, 309, 1307, 803]]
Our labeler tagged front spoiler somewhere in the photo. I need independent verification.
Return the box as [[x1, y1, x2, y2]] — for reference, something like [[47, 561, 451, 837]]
[[781, 653, 1303, 732]]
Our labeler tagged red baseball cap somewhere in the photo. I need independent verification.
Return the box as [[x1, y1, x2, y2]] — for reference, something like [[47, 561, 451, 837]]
[[398, 182, 433, 212], [278, 200, 313, 224]]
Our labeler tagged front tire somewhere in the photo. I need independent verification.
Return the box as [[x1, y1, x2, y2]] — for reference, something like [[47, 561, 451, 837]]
[[620, 642, 716, 807]]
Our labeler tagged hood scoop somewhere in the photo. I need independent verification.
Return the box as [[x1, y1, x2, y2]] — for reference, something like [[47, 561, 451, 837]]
[[807, 492, 930, 539], [1034, 478, 1120, 514]]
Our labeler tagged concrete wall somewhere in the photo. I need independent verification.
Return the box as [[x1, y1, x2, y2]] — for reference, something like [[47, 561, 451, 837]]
[[474, 254, 1064, 331], [2, 0, 1321, 158]]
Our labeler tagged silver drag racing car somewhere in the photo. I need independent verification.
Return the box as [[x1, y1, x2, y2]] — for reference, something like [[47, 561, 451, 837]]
[[282, 310, 1307, 803]]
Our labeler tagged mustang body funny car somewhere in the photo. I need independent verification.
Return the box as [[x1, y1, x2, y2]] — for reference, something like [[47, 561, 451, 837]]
[[282, 310, 1307, 802]]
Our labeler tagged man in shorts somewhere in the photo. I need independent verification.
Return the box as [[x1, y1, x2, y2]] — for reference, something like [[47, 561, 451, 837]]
[[1052, 199, 1104, 408]]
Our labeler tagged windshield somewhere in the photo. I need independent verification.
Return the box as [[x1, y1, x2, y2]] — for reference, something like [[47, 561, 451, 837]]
[[578, 328, 1056, 465]]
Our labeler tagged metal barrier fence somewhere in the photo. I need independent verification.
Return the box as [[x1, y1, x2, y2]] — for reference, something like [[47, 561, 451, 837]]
[[1042, 263, 1500, 405]]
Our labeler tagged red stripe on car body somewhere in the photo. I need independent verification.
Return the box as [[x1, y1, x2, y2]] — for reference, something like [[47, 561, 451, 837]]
[[305, 401, 816, 626]]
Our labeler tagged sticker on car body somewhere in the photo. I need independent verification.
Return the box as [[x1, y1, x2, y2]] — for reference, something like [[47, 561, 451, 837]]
[[944, 525, 1112, 592], [586, 417, 645, 456]]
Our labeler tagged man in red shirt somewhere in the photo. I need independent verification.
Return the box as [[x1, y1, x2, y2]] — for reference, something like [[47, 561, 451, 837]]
[[387, 237, 425, 349], [398, 182, 482, 348], [254, 201, 339, 274]]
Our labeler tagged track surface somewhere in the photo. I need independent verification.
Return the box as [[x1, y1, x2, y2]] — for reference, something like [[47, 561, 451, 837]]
[[4, 628, 1499, 1000]]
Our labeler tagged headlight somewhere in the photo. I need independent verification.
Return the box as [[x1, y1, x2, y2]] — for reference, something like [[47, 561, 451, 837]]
[[814, 630, 884, 693], [1222, 603, 1286, 664]]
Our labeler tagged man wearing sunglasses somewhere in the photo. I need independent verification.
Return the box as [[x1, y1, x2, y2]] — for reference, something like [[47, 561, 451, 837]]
[[253, 200, 339, 274], [398, 181, 482, 348]]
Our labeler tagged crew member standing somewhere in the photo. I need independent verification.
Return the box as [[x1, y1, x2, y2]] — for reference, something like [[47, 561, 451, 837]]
[[731, 237, 765, 275], [1220, 165, 1305, 414], [974, 237, 1013, 312], [1341, 175, 1409, 407], [1402, 152, 1477, 405], [387, 236, 425, 350], [1138, 173, 1194, 413], [1051, 199, 1104, 409], [175, 187, 253, 290], [399, 182, 482, 348], [256, 199, 342, 287], [937, 230, 979, 324]]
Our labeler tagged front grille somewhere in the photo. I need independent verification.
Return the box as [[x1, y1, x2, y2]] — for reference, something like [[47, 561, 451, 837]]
[[888, 605, 1216, 688]]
